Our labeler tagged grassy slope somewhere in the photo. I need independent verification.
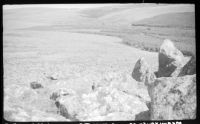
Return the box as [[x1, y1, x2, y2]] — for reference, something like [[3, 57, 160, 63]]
[[128, 12, 195, 56], [81, 4, 195, 56], [133, 12, 195, 28], [3, 4, 195, 56]]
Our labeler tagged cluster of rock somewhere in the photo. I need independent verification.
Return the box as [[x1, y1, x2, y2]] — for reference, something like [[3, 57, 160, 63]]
[[49, 83, 148, 121], [132, 39, 196, 120]]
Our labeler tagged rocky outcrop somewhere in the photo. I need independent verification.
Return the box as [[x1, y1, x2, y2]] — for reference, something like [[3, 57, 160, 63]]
[[131, 39, 196, 120], [80, 86, 148, 121], [132, 57, 156, 86], [157, 39, 185, 77], [50, 85, 148, 121], [148, 74, 196, 120], [179, 56, 196, 76]]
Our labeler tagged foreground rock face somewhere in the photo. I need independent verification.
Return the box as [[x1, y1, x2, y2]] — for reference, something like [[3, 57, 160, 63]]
[[132, 57, 156, 86], [179, 56, 196, 76], [4, 85, 69, 121], [80, 87, 148, 121], [51, 86, 148, 121], [148, 74, 196, 120], [157, 39, 184, 77]]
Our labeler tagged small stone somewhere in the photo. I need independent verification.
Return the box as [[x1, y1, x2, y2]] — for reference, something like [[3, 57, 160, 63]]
[[47, 72, 60, 80], [30, 82, 43, 89]]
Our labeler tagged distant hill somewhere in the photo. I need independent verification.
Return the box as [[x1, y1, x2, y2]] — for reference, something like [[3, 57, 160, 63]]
[[3, 4, 195, 30], [132, 12, 195, 29], [80, 4, 163, 18], [98, 4, 194, 26]]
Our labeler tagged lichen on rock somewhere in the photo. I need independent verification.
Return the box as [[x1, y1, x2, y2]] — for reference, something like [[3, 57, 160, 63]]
[[132, 57, 156, 86], [148, 74, 196, 120]]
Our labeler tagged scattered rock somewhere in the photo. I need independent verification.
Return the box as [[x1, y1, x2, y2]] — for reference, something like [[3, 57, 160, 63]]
[[47, 72, 60, 80], [48, 76, 58, 80], [148, 74, 196, 120], [179, 56, 196, 76], [157, 39, 185, 77], [30, 82, 43, 89], [132, 57, 156, 86]]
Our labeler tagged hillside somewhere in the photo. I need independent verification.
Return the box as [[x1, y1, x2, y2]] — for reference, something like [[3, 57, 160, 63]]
[[132, 12, 195, 28]]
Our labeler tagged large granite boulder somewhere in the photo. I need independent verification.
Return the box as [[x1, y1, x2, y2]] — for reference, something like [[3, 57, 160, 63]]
[[179, 56, 196, 76], [132, 57, 156, 86], [157, 39, 185, 77], [148, 74, 196, 120]]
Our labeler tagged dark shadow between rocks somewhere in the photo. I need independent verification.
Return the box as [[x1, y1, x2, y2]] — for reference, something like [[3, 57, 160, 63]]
[[154, 71, 159, 78], [135, 110, 150, 120]]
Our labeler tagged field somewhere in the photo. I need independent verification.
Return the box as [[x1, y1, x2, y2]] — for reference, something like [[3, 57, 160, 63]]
[[3, 4, 195, 121]]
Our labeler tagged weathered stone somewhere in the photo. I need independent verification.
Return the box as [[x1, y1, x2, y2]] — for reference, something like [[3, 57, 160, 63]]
[[81, 86, 148, 121], [50, 88, 81, 120], [49, 83, 149, 121], [132, 57, 156, 85], [179, 56, 196, 76], [4, 106, 68, 122], [57, 95, 82, 120], [148, 74, 196, 120], [157, 39, 184, 77], [30, 82, 43, 89]]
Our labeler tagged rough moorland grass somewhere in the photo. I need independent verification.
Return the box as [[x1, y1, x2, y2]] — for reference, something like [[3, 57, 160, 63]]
[[96, 27, 195, 57], [128, 12, 195, 56], [69, 28, 195, 57]]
